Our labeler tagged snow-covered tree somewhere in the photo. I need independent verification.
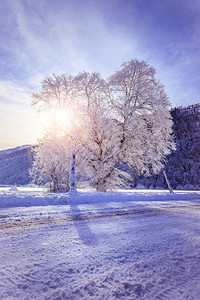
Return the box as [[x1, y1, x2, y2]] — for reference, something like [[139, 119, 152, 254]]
[[78, 106, 130, 191], [29, 127, 71, 192], [76, 61, 176, 191], [31, 59, 176, 192], [108, 59, 176, 177], [72, 72, 129, 191]]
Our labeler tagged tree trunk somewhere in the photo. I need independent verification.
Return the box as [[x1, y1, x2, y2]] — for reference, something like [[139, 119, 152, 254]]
[[51, 177, 59, 193], [96, 180, 106, 192]]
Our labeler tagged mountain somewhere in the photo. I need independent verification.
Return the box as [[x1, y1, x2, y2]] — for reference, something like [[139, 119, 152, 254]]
[[0, 145, 33, 185], [0, 104, 200, 189]]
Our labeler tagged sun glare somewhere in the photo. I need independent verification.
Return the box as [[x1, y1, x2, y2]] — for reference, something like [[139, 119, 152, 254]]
[[41, 108, 75, 133], [53, 109, 73, 128]]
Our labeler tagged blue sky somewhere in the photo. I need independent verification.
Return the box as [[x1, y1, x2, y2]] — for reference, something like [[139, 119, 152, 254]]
[[0, 0, 200, 149]]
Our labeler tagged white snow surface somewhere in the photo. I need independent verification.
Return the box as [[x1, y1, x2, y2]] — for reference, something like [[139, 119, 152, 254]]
[[1, 188, 200, 299]]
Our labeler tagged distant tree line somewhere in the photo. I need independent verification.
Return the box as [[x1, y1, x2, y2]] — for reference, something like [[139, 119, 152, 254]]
[[134, 103, 200, 190]]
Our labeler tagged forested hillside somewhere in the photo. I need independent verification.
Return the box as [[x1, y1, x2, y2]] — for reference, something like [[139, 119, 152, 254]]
[[0, 104, 199, 190], [0, 146, 33, 185], [135, 104, 200, 190]]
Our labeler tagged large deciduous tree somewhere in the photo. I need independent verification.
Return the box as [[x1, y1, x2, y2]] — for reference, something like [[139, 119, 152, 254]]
[[30, 59, 176, 192], [108, 59, 175, 176], [74, 72, 131, 191]]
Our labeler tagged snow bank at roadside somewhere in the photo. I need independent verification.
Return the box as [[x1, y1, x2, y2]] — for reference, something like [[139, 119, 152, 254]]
[[0, 187, 200, 208]]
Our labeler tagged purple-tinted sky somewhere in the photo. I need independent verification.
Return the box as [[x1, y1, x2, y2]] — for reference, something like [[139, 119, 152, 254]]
[[0, 0, 200, 149]]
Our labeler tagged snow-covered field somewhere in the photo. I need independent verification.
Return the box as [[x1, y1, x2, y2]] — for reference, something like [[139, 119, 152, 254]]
[[1, 188, 200, 299]]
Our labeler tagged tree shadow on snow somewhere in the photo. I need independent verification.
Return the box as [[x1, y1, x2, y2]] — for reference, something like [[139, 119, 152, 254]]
[[69, 203, 99, 246]]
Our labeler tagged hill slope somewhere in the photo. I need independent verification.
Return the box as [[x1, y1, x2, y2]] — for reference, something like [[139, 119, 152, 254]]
[[0, 145, 33, 185], [134, 104, 200, 190]]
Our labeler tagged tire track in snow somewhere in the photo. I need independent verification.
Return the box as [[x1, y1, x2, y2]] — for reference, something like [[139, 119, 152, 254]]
[[0, 208, 165, 230], [0, 205, 200, 230]]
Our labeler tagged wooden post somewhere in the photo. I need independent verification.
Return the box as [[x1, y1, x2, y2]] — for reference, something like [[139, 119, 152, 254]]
[[163, 170, 174, 194], [70, 149, 76, 190]]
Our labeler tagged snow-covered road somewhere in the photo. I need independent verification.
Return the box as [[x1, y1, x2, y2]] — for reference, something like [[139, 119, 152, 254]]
[[1, 197, 200, 300]]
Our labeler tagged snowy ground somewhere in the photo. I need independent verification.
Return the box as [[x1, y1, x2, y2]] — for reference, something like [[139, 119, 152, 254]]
[[1, 188, 200, 299]]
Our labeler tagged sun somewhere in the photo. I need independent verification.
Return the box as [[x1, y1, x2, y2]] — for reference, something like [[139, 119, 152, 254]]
[[53, 109, 73, 128], [41, 108, 74, 132]]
